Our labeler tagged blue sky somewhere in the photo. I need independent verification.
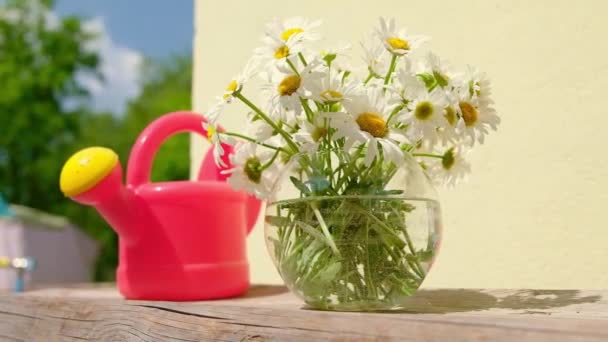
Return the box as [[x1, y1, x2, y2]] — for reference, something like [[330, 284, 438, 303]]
[[54, 0, 194, 113], [56, 0, 194, 59]]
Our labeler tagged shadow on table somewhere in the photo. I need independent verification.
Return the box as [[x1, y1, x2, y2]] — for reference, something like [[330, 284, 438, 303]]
[[243, 286, 601, 315], [391, 289, 602, 314], [243, 285, 290, 298]]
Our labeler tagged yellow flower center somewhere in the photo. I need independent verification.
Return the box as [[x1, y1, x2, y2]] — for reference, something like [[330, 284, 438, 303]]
[[415, 101, 434, 120], [444, 106, 457, 126], [281, 27, 304, 41], [386, 37, 410, 51], [274, 45, 290, 59], [206, 125, 215, 141], [312, 127, 328, 142], [459, 101, 479, 127], [278, 74, 301, 96], [223, 80, 238, 99], [442, 148, 456, 170], [320, 89, 343, 101], [244, 157, 262, 184], [356, 112, 388, 138]]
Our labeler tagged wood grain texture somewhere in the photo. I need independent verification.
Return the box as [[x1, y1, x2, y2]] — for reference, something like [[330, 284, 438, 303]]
[[0, 285, 607, 341]]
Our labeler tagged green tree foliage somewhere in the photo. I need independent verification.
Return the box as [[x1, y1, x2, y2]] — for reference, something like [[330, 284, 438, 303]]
[[1, 0, 192, 280], [0, 0, 99, 209]]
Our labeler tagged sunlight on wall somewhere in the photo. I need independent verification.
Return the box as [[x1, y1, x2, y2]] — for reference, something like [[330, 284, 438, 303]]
[[192, 0, 608, 288]]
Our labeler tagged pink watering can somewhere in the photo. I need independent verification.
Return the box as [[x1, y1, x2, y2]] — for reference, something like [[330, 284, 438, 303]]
[[59, 111, 261, 301]]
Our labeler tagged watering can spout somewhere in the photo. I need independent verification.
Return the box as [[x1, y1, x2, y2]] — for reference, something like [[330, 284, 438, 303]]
[[59, 147, 138, 242]]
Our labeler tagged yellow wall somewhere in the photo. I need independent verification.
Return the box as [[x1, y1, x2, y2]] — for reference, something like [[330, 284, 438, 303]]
[[192, 0, 608, 288]]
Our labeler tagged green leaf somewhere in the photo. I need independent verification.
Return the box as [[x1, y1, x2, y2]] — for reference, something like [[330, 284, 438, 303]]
[[341, 70, 352, 82], [290, 176, 311, 195], [418, 249, 434, 262], [377, 189, 404, 196], [265, 215, 290, 227], [308, 176, 330, 193], [316, 261, 342, 283], [322, 53, 337, 66], [417, 72, 436, 89], [433, 71, 449, 88]]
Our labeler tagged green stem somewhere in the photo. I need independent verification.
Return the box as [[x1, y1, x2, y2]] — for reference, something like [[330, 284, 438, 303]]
[[324, 132, 333, 186], [287, 58, 300, 75], [235, 93, 299, 152], [381, 164, 399, 188], [300, 98, 315, 122], [402, 228, 426, 277], [335, 145, 366, 191], [386, 104, 404, 124], [295, 221, 332, 246], [298, 52, 308, 66], [390, 207, 426, 277], [405, 255, 425, 279], [363, 73, 374, 85], [261, 149, 280, 170], [401, 263, 424, 282], [364, 217, 378, 298], [220, 131, 283, 151], [384, 54, 398, 87], [281, 121, 297, 131], [351, 204, 404, 250], [413, 153, 443, 159], [282, 223, 296, 261], [311, 204, 340, 256]]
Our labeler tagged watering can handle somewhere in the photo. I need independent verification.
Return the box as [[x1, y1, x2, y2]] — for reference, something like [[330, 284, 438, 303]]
[[126, 111, 261, 234]]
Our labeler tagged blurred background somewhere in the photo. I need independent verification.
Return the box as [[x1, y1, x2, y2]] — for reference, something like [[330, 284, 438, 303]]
[[0, 0, 194, 283]]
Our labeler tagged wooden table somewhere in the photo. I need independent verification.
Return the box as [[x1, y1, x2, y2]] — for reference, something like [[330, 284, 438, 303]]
[[0, 285, 607, 341]]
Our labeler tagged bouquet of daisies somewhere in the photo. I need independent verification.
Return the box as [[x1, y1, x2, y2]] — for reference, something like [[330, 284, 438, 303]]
[[206, 17, 498, 198], [205, 17, 499, 309]]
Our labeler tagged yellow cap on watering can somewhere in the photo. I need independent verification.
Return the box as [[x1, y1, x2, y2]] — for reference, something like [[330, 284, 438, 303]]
[[60, 147, 119, 197]]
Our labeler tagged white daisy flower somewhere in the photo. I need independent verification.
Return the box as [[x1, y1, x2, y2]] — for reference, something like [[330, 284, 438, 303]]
[[267, 133, 290, 148], [332, 87, 408, 166], [248, 119, 276, 142], [223, 142, 279, 199], [304, 68, 357, 105], [319, 43, 352, 71], [411, 77, 463, 146], [206, 100, 226, 124], [202, 120, 234, 168], [265, 17, 321, 45], [375, 17, 428, 56], [254, 34, 303, 69], [424, 147, 471, 187], [361, 36, 389, 79], [457, 65, 494, 104], [415, 52, 455, 90], [221, 58, 259, 103], [262, 62, 321, 121], [400, 86, 449, 142], [435, 103, 463, 146], [293, 115, 330, 152], [387, 67, 425, 109], [453, 82, 500, 145]]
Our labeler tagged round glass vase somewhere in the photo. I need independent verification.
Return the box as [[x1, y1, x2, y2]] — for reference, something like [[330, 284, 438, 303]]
[[264, 149, 442, 311]]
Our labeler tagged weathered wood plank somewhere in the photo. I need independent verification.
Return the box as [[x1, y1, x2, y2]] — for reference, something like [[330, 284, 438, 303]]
[[0, 285, 607, 341]]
